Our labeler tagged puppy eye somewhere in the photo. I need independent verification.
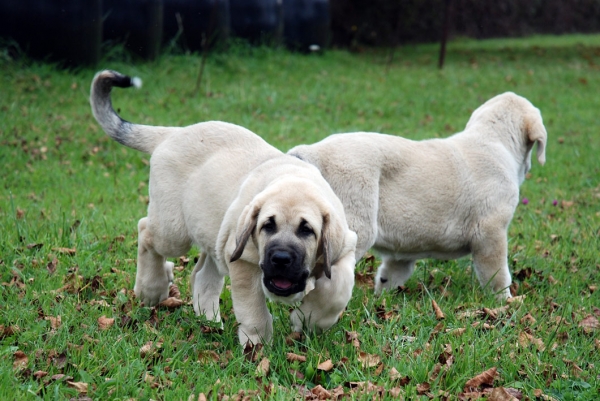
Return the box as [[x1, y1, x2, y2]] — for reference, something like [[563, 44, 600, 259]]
[[261, 217, 276, 234], [297, 221, 315, 238]]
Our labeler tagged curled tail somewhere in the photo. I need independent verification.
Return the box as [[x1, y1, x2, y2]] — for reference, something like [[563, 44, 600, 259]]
[[90, 70, 169, 154]]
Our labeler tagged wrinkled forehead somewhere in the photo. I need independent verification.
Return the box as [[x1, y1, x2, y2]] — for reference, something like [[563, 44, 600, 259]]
[[258, 189, 326, 228]]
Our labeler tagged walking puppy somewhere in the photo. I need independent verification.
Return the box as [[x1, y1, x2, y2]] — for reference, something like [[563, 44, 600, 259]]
[[90, 70, 357, 345], [289, 92, 547, 300]]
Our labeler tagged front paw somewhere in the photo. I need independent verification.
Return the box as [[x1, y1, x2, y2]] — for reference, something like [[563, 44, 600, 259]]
[[134, 270, 171, 307]]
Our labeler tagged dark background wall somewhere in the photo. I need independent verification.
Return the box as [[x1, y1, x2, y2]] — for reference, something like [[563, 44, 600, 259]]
[[330, 0, 600, 48]]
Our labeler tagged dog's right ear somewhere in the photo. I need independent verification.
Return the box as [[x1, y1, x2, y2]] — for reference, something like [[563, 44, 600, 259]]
[[230, 204, 260, 263], [526, 110, 548, 166]]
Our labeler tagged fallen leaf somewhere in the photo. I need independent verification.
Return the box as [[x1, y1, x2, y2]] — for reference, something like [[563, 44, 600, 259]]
[[198, 350, 219, 364], [286, 352, 306, 362], [518, 332, 545, 351], [67, 381, 88, 394], [13, 350, 28, 370], [417, 382, 431, 395], [140, 341, 162, 358], [506, 295, 526, 305], [464, 367, 497, 392], [446, 327, 467, 336], [159, 297, 184, 309], [198, 393, 208, 401], [520, 313, 536, 325], [345, 330, 360, 348], [311, 385, 331, 398], [488, 387, 519, 401], [243, 342, 262, 362], [285, 331, 302, 345], [45, 315, 62, 330], [168, 284, 181, 298], [256, 357, 270, 376], [97, 316, 115, 330], [33, 370, 48, 379], [52, 247, 76, 255], [432, 299, 445, 320], [578, 315, 599, 332], [317, 359, 334, 372], [358, 352, 381, 368]]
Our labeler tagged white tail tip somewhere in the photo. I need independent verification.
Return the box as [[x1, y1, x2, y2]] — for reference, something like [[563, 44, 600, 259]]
[[131, 77, 142, 88]]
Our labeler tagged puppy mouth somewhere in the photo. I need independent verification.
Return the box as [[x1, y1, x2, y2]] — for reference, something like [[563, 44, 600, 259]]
[[271, 277, 293, 290], [263, 275, 306, 297]]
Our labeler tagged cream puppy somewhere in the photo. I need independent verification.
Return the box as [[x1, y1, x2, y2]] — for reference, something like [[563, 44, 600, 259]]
[[90, 70, 357, 345], [289, 92, 547, 300]]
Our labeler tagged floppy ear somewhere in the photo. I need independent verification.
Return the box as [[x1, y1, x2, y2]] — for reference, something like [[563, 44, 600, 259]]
[[319, 213, 333, 279], [230, 204, 260, 263], [525, 110, 547, 165]]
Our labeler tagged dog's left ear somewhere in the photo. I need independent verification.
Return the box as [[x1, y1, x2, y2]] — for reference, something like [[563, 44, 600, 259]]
[[230, 203, 260, 263], [319, 213, 333, 279], [525, 110, 547, 165]]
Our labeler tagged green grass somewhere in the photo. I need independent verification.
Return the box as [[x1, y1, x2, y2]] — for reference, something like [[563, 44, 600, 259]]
[[1, 34, 599, 400]]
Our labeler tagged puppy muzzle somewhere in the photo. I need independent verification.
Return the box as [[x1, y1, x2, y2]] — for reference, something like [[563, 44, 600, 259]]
[[261, 246, 308, 297]]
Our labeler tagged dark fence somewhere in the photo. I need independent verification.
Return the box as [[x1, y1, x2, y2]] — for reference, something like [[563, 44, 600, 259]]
[[1, 0, 599, 66], [330, 0, 600, 48]]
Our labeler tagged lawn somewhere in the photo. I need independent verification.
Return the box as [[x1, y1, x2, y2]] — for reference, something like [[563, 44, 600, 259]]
[[1, 34, 599, 400]]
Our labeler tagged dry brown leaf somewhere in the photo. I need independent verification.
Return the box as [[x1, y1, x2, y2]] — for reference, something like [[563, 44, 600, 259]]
[[45, 315, 62, 329], [197, 393, 208, 401], [317, 359, 334, 371], [488, 387, 519, 401], [89, 299, 110, 307], [311, 385, 331, 398], [518, 331, 546, 351], [168, 284, 181, 298], [52, 247, 76, 255], [520, 313, 536, 325], [285, 332, 302, 345], [198, 350, 219, 364], [416, 382, 431, 395], [506, 295, 526, 305], [33, 370, 48, 379], [578, 315, 599, 331], [13, 350, 28, 370], [243, 342, 263, 362], [67, 381, 88, 394], [286, 352, 306, 362], [98, 316, 115, 330], [464, 367, 497, 391], [140, 341, 162, 358], [358, 352, 381, 368], [345, 330, 360, 348], [159, 297, 184, 309], [432, 299, 445, 320], [446, 327, 467, 336], [256, 357, 270, 376]]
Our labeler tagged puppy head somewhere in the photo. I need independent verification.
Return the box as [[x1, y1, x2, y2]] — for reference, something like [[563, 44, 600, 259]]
[[467, 92, 547, 173], [230, 178, 346, 304]]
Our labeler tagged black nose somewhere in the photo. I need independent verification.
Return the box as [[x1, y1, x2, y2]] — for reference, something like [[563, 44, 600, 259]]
[[270, 251, 293, 267]]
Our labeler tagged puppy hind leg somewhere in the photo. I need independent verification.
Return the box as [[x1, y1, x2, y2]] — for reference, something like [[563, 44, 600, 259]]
[[191, 253, 224, 324], [134, 217, 172, 306], [471, 232, 512, 301], [374, 257, 416, 294]]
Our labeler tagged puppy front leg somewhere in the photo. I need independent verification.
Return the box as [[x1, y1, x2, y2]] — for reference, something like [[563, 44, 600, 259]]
[[134, 217, 173, 306], [229, 260, 273, 346], [374, 257, 416, 294], [191, 253, 224, 324], [471, 230, 512, 301], [291, 252, 356, 333]]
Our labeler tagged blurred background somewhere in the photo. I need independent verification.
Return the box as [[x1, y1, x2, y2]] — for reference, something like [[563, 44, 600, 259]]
[[1, 0, 599, 67]]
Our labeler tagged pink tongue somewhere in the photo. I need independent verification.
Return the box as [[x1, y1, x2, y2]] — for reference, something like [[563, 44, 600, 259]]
[[272, 278, 293, 290]]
